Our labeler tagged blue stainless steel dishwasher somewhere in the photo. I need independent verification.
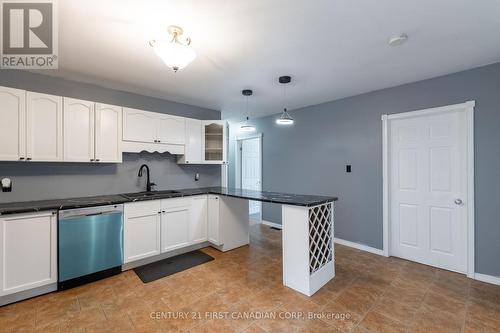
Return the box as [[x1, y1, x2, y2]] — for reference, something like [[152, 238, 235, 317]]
[[58, 204, 123, 290]]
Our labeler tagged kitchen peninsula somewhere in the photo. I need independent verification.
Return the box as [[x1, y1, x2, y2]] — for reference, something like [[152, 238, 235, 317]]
[[0, 187, 337, 304]]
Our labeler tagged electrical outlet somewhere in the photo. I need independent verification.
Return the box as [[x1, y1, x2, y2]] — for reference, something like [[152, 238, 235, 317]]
[[195, 173, 200, 181], [346, 165, 352, 173], [1, 178, 12, 192]]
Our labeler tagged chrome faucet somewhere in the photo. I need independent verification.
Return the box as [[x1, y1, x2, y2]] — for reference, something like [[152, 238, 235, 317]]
[[138, 164, 156, 192]]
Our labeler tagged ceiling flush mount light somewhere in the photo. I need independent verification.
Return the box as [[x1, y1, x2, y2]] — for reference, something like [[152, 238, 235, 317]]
[[149, 25, 196, 72], [388, 33, 408, 46], [240, 89, 256, 132], [276, 75, 294, 125]]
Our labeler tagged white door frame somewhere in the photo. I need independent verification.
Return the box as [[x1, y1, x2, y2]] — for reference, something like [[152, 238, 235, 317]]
[[235, 133, 263, 220], [382, 101, 475, 278]]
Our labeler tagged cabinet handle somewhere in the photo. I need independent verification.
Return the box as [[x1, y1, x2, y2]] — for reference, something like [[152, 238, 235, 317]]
[[162, 210, 165, 213], [158, 140, 161, 143], [90, 159, 95, 162], [158, 211, 161, 214], [95, 159, 100, 162], [26, 157, 32, 161], [19, 157, 25, 160]]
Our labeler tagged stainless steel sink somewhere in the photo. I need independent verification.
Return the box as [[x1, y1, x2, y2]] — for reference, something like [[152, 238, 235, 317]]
[[122, 190, 181, 200]]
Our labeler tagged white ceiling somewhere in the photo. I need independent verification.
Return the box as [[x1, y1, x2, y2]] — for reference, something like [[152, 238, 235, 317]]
[[35, 0, 500, 120]]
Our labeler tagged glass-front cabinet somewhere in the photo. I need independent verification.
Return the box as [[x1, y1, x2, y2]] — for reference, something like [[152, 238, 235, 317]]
[[202, 120, 227, 164]]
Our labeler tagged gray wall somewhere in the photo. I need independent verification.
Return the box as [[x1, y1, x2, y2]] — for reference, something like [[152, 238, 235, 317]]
[[0, 70, 221, 202], [228, 62, 500, 278]]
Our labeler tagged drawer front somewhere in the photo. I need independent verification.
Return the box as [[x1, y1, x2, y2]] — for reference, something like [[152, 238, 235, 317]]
[[161, 197, 191, 209], [124, 200, 161, 217]]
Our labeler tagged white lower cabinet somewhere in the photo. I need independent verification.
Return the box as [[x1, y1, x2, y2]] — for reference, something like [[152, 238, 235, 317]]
[[0, 211, 57, 296], [208, 195, 222, 245], [123, 201, 161, 263], [160, 198, 190, 252], [189, 196, 208, 244]]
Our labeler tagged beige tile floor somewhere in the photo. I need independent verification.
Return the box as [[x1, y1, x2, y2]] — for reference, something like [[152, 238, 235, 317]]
[[1, 224, 500, 332]]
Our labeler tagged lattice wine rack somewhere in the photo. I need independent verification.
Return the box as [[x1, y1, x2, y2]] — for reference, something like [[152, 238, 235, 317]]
[[309, 204, 333, 274], [282, 202, 335, 296]]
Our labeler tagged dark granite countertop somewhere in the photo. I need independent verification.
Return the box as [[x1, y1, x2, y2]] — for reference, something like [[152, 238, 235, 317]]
[[0, 187, 338, 215]]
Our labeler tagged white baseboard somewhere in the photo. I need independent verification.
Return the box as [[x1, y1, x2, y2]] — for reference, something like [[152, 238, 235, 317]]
[[261, 220, 282, 229], [334, 237, 384, 256], [474, 273, 500, 286]]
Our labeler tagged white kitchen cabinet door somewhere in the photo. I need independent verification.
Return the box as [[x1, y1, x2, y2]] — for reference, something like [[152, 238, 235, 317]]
[[95, 103, 122, 163], [208, 195, 222, 245], [0, 86, 26, 161], [202, 120, 227, 164], [157, 114, 185, 145], [26, 92, 63, 161], [122, 107, 156, 143], [179, 118, 202, 164], [124, 201, 161, 263], [161, 203, 190, 252], [190, 196, 208, 244], [0, 211, 57, 296], [63, 97, 95, 162]]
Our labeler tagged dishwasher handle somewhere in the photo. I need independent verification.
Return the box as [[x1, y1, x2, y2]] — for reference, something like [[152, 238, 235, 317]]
[[59, 205, 124, 220]]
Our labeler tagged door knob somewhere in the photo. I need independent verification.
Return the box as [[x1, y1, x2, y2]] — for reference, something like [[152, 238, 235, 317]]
[[454, 199, 463, 205]]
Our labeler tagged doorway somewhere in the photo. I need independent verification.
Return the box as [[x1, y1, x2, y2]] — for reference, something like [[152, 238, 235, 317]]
[[235, 134, 262, 221], [382, 101, 475, 277]]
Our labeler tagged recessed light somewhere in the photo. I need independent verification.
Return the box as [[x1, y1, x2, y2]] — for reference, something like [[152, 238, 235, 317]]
[[388, 33, 408, 46]]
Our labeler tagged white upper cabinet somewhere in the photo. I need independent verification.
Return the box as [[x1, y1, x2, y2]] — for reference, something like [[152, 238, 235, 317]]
[[0, 87, 26, 161], [95, 103, 122, 163], [63, 97, 95, 162], [123, 107, 186, 146], [157, 114, 185, 145], [26, 92, 63, 162], [202, 120, 227, 164], [63, 99, 122, 163], [178, 118, 202, 164], [122, 107, 156, 143]]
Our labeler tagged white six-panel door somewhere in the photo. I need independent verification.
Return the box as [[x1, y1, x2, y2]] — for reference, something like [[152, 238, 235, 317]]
[[241, 137, 262, 216], [0, 87, 26, 161], [26, 92, 63, 161], [389, 109, 468, 273]]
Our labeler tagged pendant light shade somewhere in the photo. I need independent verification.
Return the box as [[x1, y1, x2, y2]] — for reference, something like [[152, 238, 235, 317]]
[[276, 108, 294, 125], [240, 117, 256, 132], [240, 90, 256, 132], [276, 75, 294, 125]]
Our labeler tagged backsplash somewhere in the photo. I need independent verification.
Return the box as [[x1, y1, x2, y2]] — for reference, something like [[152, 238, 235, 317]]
[[0, 153, 221, 203]]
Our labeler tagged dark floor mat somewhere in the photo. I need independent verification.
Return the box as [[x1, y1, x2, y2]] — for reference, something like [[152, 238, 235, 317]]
[[133, 250, 214, 283]]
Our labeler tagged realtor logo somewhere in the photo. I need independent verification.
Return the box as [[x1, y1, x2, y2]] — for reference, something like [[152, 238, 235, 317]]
[[1, 0, 58, 68]]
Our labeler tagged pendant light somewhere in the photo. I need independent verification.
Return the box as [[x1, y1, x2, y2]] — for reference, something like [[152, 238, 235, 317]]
[[276, 75, 294, 125], [149, 25, 197, 72], [240, 89, 256, 132]]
